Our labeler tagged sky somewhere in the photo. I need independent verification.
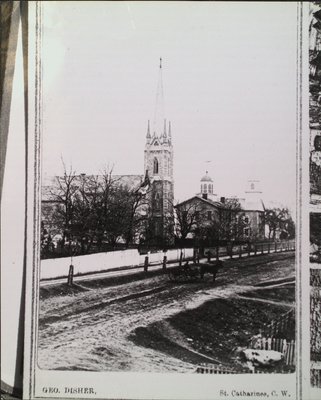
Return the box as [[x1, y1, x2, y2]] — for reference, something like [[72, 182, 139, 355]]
[[41, 1, 298, 211]]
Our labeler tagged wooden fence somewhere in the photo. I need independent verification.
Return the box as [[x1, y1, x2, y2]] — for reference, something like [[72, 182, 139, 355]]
[[196, 362, 294, 374], [249, 336, 296, 366], [204, 239, 295, 261], [196, 364, 235, 374], [259, 309, 295, 337]]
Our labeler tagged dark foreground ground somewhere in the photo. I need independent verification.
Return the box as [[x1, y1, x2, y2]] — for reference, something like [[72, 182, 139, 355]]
[[38, 252, 295, 373]]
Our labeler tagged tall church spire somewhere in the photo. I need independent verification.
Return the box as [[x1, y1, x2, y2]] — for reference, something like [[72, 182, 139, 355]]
[[146, 120, 151, 138], [144, 59, 174, 245], [153, 57, 165, 137]]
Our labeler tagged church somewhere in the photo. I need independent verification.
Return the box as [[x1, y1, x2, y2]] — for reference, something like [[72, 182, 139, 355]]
[[42, 59, 268, 249], [143, 117, 174, 242], [41, 60, 175, 246]]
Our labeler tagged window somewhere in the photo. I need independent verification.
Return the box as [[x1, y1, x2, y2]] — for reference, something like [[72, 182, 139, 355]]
[[155, 193, 161, 211], [251, 183, 255, 190], [207, 211, 212, 220], [244, 215, 249, 224], [195, 211, 200, 219], [153, 158, 159, 174], [182, 211, 188, 222], [209, 184, 213, 194], [204, 184, 207, 193], [155, 221, 160, 236], [244, 228, 250, 237]]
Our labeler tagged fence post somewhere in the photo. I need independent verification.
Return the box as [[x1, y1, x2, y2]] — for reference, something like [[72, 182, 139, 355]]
[[230, 245, 233, 259], [254, 244, 257, 256], [67, 264, 74, 286], [268, 242, 270, 254], [275, 242, 277, 253], [179, 249, 183, 266], [261, 244, 264, 255], [239, 244, 242, 258], [207, 250, 211, 263], [144, 255, 149, 272], [162, 254, 167, 271], [248, 243, 251, 257]]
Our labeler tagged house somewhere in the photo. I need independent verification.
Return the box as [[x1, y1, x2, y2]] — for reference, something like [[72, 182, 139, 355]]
[[175, 175, 265, 243]]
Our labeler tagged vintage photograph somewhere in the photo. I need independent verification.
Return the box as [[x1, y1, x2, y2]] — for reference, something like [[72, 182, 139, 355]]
[[310, 2, 321, 210], [310, 213, 321, 263], [311, 268, 321, 388], [36, 1, 298, 379]]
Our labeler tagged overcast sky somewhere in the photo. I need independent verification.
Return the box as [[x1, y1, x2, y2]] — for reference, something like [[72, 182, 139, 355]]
[[41, 1, 297, 211]]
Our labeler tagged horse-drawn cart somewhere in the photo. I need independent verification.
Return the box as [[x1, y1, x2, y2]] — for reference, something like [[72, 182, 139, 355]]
[[167, 260, 223, 283]]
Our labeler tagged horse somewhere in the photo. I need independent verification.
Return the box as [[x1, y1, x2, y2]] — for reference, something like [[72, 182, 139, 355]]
[[199, 260, 224, 282], [168, 261, 199, 282]]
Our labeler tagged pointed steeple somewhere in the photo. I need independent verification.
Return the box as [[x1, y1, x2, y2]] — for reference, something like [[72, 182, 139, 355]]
[[146, 120, 151, 141], [168, 121, 172, 144], [153, 58, 165, 137], [146, 120, 152, 145]]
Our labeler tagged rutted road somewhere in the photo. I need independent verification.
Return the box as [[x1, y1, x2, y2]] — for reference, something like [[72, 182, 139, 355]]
[[38, 252, 295, 372]]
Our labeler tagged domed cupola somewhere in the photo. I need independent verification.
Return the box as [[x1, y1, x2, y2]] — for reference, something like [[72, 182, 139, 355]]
[[200, 171, 214, 199]]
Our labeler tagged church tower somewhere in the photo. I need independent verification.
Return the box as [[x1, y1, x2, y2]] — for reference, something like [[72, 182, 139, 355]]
[[144, 59, 174, 244]]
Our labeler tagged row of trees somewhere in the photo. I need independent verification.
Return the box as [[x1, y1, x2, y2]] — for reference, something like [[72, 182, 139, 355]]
[[41, 165, 295, 258], [174, 199, 295, 245], [174, 198, 246, 244], [41, 167, 151, 257]]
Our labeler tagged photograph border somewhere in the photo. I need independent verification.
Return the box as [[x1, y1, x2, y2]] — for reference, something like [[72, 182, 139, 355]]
[[22, 2, 308, 399]]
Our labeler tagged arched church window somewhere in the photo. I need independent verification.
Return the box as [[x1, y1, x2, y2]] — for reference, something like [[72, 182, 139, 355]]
[[153, 158, 159, 174], [209, 184, 213, 194], [251, 183, 255, 190], [155, 192, 161, 211], [204, 184, 207, 193]]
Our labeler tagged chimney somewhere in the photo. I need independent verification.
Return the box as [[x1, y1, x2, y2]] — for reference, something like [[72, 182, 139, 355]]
[[202, 193, 208, 200], [220, 196, 225, 203]]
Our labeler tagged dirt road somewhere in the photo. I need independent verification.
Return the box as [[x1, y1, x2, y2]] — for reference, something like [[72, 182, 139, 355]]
[[38, 252, 295, 372]]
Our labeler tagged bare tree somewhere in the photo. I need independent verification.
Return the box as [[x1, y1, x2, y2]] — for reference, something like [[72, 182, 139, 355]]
[[265, 207, 295, 240], [174, 201, 203, 240], [216, 198, 242, 241], [49, 164, 78, 251]]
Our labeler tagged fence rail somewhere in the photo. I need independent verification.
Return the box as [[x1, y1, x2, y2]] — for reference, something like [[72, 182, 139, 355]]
[[249, 337, 295, 366], [196, 362, 295, 374], [41, 239, 295, 281], [196, 364, 235, 374], [204, 239, 295, 261], [259, 308, 295, 337]]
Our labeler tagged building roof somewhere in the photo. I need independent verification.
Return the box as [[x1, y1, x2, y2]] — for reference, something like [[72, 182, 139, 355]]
[[176, 195, 226, 210], [238, 198, 265, 212], [176, 195, 265, 213]]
